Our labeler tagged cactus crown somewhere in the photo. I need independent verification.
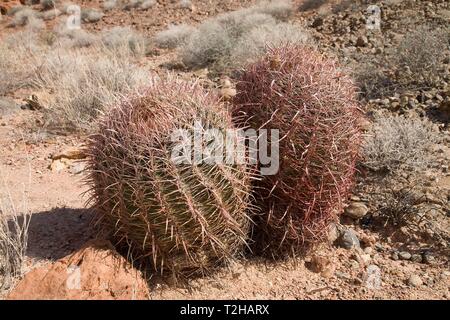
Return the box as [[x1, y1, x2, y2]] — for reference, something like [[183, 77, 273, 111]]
[[233, 44, 362, 256]]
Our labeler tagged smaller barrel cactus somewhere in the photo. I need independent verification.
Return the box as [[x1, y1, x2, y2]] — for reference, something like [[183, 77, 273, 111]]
[[232, 44, 363, 257], [85, 76, 254, 275]]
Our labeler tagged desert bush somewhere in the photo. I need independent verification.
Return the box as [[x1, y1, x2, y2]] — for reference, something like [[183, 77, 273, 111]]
[[154, 24, 196, 49], [298, 0, 328, 11], [10, 7, 43, 28], [395, 26, 447, 88], [34, 47, 149, 131], [102, 0, 117, 11], [252, 0, 293, 21], [123, 0, 154, 10], [51, 21, 99, 48], [140, 0, 156, 10], [232, 44, 362, 256], [81, 8, 104, 23], [178, 0, 192, 10], [40, 0, 58, 10], [39, 8, 62, 21], [351, 58, 396, 100], [0, 184, 31, 291], [85, 76, 253, 275], [180, 1, 305, 72], [230, 23, 310, 67], [362, 115, 438, 173], [101, 26, 147, 57], [0, 30, 44, 95]]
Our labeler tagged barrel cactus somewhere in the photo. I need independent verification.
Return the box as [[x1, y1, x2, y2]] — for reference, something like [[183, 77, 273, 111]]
[[232, 44, 363, 256], [85, 76, 253, 275]]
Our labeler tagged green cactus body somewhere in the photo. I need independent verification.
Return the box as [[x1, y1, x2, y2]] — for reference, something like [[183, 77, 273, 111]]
[[86, 77, 253, 275]]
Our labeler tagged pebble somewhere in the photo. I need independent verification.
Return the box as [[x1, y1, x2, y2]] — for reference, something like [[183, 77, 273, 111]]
[[398, 251, 411, 260], [411, 254, 423, 263], [338, 229, 360, 249], [344, 202, 369, 219], [407, 274, 423, 287]]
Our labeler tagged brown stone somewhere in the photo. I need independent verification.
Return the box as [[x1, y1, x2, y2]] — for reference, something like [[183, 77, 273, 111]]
[[7, 240, 149, 300]]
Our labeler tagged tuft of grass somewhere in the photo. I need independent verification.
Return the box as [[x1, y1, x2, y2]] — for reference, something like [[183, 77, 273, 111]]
[[81, 8, 104, 23], [34, 47, 150, 132], [299, 0, 328, 11], [395, 26, 448, 88], [40, 0, 58, 10], [53, 22, 100, 48], [154, 24, 196, 49], [102, 0, 117, 11], [0, 178, 31, 291], [10, 7, 43, 28], [101, 26, 148, 57], [230, 22, 310, 67], [362, 115, 439, 174], [0, 30, 45, 95]]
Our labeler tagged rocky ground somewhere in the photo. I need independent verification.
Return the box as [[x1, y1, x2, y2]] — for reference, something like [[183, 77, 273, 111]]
[[0, 0, 449, 300]]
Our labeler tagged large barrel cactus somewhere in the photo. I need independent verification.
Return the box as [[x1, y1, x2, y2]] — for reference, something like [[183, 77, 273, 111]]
[[232, 44, 363, 256], [85, 76, 253, 275]]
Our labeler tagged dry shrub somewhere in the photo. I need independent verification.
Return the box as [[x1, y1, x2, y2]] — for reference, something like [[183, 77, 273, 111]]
[[0, 179, 31, 291], [230, 23, 310, 67], [100, 26, 148, 57], [395, 25, 448, 88], [0, 30, 45, 95], [179, 1, 307, 72], [10, 7, 44, 29], [40, 0, 58, 10], [85, 76, 253, 276], [154, 24, 196, 49], [103, 0, 118, 11], [34, 47, 150, 132], [81, 8, 104, 23], [298, 0, 328, 11], [53, 24, 99, 48], [362, 115, 439, 173], [233, 45, 362, 256]]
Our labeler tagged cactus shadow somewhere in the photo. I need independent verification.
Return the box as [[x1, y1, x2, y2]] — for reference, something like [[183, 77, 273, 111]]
[[24, 207, 96, 261]]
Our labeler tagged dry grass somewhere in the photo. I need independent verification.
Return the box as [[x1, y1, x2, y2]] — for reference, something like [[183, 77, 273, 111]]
[[362, 115, 439, 174], [100, 26, 148, 57], [0, 176, 31, 291], [0, 30, 46, 95], [154, 24, 196, 49], [395, 25, 448, 88], [179, 1, 306, 72], [34, 46, 150, 132]]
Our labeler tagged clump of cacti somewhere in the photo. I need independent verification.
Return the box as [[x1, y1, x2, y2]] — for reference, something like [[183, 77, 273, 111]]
[[232, 44, 363, 256], [86, 76, 254, 275]]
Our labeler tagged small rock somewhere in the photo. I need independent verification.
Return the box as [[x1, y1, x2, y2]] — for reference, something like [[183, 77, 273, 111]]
[[411, 254, 422, 263], [422, 252, 436, 264], [49, 159, 66, 172], [306, 255, 335, 278], [391, 251, 399, 261], [398, 251, 411, 260], [407, 274, 423, 287], [337, 228, 360, 249], [344, 202, 369, 219], [70, 162, 86, 175]]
